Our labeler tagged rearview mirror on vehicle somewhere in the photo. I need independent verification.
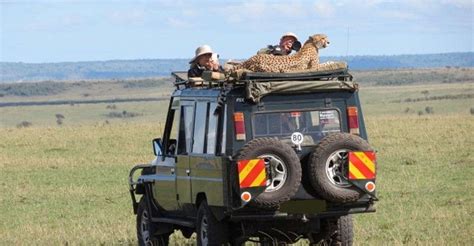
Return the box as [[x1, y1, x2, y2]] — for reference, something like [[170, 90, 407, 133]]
[[152, 138, 163, 156]]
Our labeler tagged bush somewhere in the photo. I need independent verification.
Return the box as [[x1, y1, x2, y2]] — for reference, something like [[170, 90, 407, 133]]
[[0, 82, 69, 97], [16, 121, 32, 128], [106, 104, 117, 110], [105, 110, 141, 118], [470, 108, 474, 115], [425, 106, 434, 114]]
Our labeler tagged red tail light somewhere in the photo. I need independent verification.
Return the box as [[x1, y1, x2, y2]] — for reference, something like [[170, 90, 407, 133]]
[[347, 106, 360, 135], [234, 112, 246, 141]]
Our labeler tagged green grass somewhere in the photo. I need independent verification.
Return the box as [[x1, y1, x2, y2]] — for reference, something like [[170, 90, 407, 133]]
[[0, 100, 170, 127], [359, 82, 474, 116], [1, 80, 473, 245], [1, 116, 472, 245], [356, 115, 474, 245]]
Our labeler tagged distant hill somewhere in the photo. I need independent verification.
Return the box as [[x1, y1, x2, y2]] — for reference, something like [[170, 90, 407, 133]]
[[1, 52, 472, 83]]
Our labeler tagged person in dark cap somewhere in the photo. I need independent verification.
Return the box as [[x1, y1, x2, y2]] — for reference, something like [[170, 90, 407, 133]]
[[188, 45, 223, 78], [257, 32, 301, 56]]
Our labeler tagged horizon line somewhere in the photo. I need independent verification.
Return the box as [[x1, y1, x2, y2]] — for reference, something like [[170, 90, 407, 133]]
[[1, 51, 473, 64]]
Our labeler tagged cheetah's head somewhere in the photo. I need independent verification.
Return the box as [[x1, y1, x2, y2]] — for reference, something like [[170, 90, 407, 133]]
[[308, 34, 330, 49]]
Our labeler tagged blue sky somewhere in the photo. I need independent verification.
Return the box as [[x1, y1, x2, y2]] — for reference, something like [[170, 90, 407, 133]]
[[1, 0, 473, 63]]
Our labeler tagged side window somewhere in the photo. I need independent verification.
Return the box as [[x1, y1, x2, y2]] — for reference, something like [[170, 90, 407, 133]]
[[207, 102, 218, 154], [192, 102, 207, 154], [178, 105, 194, 154], [165, 108, 179, 155], [169, 108, 180, 140], [221, 105, 227, 154]]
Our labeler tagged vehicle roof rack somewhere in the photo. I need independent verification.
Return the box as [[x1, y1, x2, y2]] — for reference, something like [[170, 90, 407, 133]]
[[242, 68, 352, 82], [172, 71, 188, 82], [170, 65, 353, 91]]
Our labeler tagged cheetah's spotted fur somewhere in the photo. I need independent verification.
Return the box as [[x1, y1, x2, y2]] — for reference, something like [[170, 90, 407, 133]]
[[236, 34, 330, 73]]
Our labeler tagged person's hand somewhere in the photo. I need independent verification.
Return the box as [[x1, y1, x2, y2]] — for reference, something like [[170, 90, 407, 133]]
[[209, 60, 220, 71]]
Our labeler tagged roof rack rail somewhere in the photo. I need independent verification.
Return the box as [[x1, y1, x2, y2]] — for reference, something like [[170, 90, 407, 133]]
[[170, 66, 353, 91], [242, 68, 352, 82]]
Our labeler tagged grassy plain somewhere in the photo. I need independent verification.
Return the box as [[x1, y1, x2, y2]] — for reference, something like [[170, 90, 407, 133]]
[[1, 72, 473, 245]]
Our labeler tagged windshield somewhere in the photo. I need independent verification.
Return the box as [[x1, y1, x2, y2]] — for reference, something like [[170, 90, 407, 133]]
[[252, 109, 341, 145]]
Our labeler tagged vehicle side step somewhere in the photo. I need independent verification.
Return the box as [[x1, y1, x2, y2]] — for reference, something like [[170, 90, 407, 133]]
[[151, 217, 195, 228]]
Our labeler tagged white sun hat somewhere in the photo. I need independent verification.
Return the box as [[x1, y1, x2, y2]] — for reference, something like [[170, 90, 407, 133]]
[[281, 32, 299, 40], [189, 45, 214, 64]]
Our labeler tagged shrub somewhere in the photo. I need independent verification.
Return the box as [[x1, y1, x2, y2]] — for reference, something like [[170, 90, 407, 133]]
[[105, 110, 141, 118], [425, 106, 434, 114], [0, 82, 69, 96], [106, 104, 117, 109], [16, 121, 32, 128]]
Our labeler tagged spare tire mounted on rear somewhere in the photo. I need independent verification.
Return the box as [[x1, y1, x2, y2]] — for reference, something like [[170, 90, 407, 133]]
[[235, 137, 302, 208], [308, 133, 373, 203]]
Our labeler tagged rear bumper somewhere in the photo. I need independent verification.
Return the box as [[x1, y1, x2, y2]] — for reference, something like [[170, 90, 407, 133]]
[[229, 200, 375, 221]]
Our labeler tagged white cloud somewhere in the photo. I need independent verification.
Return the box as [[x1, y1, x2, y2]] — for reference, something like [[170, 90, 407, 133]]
[[314, 0, 335, 18], [166, 17, 191, 28], [441, 0, 473, 8], [108, 9, 146, 25], [212, 0, 316, 24], [217, 1, 267, 23]]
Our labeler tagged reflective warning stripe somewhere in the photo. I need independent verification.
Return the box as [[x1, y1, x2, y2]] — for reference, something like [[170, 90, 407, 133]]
[[238, 159, 267, 188], [354, 152, 375, 173], [238, 159, 260, 181], [349, 162, 366, 179], [348, 151, 376, 180], [250, 169, 267, 187]]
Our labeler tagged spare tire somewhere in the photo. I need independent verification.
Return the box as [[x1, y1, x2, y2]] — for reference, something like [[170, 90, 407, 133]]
[[308, 133, 372, 203], [235, 137, 302, 208]]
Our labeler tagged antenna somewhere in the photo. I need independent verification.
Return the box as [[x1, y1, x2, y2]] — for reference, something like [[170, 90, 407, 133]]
[[346, 26, 350, 57]]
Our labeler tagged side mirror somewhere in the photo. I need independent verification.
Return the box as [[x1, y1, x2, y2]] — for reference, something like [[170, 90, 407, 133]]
[[152, 138, 163, 156]]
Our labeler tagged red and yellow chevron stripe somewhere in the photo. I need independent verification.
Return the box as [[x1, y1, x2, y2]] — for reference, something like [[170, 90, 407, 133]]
[[238, 159, 267, 188], [348, 151, 376, 180]]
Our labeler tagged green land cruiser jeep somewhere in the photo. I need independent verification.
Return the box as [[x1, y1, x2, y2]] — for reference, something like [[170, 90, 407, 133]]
[[128, 68, 378, 245]]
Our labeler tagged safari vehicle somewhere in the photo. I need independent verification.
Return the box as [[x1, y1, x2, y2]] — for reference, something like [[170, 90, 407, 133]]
[[128, 67, 378, 245]]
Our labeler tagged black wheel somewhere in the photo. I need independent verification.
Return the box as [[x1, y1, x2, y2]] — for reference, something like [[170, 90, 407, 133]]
[[309, 215, 353, 246], [235, 138, 302, 208], [308, 133, 372, 202], [196, 200, 229, 246], [136, 197, 171, 246]]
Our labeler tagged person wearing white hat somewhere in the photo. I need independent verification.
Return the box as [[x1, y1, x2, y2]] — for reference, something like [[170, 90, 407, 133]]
[[188, 45, 222, 78], [257, 32, 301, 56]]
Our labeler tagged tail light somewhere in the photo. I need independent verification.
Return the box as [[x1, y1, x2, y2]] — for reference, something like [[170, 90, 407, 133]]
[[347, 106, 360, 135], [234, 112, 246, 141]]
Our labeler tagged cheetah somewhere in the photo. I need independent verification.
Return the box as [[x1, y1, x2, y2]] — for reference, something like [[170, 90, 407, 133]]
[[234, 34, 330, 73]]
